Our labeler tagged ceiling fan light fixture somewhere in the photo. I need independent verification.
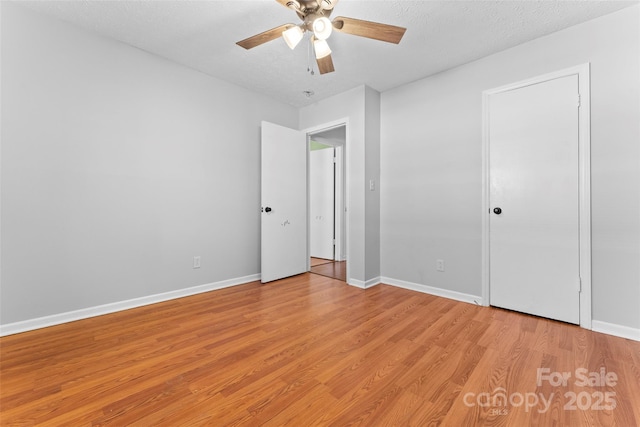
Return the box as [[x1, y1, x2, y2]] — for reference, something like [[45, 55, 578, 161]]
[[313, 38, 331, 59], [312, 17, 332, 40], [282, 26, 304, 49]]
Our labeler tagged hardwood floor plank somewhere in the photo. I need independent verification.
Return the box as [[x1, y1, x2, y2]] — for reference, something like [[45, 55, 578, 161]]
[[216, 318, 348, 398], [259, 382, 336, 426], [325, 338, 418, 401], [414, 380, 464, 426], [1, 273, 639, 426]]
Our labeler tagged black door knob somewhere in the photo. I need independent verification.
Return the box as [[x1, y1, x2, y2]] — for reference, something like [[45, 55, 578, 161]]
[[493, 207, 502, 215], [265, 207, 272, 213]]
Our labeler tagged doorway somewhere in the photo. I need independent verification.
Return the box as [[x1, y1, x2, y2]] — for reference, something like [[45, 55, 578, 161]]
[[481, 64, 592, 328], [308, 125, 347, 281]]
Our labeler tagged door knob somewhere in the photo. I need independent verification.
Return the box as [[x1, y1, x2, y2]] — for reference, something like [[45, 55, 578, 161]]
[[265, 207, 272, 213], [493, 207, 502, 215]]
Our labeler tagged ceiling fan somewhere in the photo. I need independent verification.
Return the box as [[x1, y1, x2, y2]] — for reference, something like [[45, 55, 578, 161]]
[[236, 0, 406, 75]]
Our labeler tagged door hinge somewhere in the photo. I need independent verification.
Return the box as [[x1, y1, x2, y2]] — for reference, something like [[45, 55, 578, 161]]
[[333, 239, 336, 245], [577, 93, 581, 107], [578, 276, 582, 292]]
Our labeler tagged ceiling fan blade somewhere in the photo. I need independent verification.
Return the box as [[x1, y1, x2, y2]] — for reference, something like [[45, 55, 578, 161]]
[[332, 16, 406, 44], [237, 24, 293, 50], [316, 53, 335, 75]]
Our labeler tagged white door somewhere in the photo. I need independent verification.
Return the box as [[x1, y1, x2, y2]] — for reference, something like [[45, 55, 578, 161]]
[[489, 75, 580, 324], [261, 121, 307, 283], [310, 147, 335, 260]]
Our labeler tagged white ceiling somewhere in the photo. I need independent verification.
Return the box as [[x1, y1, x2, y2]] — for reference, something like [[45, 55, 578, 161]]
[[19, 0, 637, 107], [310, 124, 346, 146]]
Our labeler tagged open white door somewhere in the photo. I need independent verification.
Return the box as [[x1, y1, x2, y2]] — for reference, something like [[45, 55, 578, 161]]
[[261, 121, 307, 283], [489, 75, 580, 324]]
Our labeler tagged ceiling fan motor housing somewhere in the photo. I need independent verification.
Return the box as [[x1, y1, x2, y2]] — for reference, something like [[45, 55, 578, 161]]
[[295, 0, 334, 20]]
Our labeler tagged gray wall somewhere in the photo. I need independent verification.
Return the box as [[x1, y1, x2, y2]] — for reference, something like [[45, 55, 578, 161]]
[[300, 86, 382, 286], [0, 3, 298, 324], [364, 87, 381, 281], [380, 5, 640, 330]]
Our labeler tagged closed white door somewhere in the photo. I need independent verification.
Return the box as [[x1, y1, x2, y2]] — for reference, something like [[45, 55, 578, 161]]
[[489, 75, 580, 324], [261, 121, 307, 283], [310, 147, 335, 260]]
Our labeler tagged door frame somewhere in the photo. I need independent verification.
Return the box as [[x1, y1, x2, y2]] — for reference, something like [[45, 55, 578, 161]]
[[303, 119, 350, 281], [333, 145, 345, 261], [481, 64, 592, 329]]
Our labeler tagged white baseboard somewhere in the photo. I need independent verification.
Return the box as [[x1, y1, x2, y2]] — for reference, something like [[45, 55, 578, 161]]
[[6, 274, 636, 342], [383, 278, 638, 342], [0, 274, 261, 337], [381, 276, 483, 306], [348, 276, 381, 289], [591, 320, 640, 342]]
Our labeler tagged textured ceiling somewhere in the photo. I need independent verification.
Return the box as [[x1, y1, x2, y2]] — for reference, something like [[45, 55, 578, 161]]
[[19, 0, 638, 107]]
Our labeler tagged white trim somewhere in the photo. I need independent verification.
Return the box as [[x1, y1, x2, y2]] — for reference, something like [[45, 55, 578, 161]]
[[576, 64, 592, 330], [348, 277, 381, 289], [381, 277, 483, 306], [306, 132, 312, 272], [481, 90, 491, 306], [592, 320, 640, 342], [0, 274, 261, 337], [334, 145, 345, 261], [481, 63, 592, 329], [347, 279, 365, 289]]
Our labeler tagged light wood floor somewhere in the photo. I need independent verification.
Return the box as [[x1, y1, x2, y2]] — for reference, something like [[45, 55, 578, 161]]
[[1, 273, 639, 426], [310, 257, 333, 267], [310, 257, 347, 282]]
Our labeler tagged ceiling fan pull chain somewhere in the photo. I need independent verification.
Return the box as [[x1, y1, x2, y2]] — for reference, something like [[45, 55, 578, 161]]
[[307, 37, 315, 75], [307, 37, 312, 74]]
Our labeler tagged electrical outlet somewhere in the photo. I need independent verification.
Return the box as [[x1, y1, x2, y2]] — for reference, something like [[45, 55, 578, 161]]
[[193, 256, 201, 269], [436, 259, 445, 272]]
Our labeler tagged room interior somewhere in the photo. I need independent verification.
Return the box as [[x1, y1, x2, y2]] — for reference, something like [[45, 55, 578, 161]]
[[1, 1, 639, 424]]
